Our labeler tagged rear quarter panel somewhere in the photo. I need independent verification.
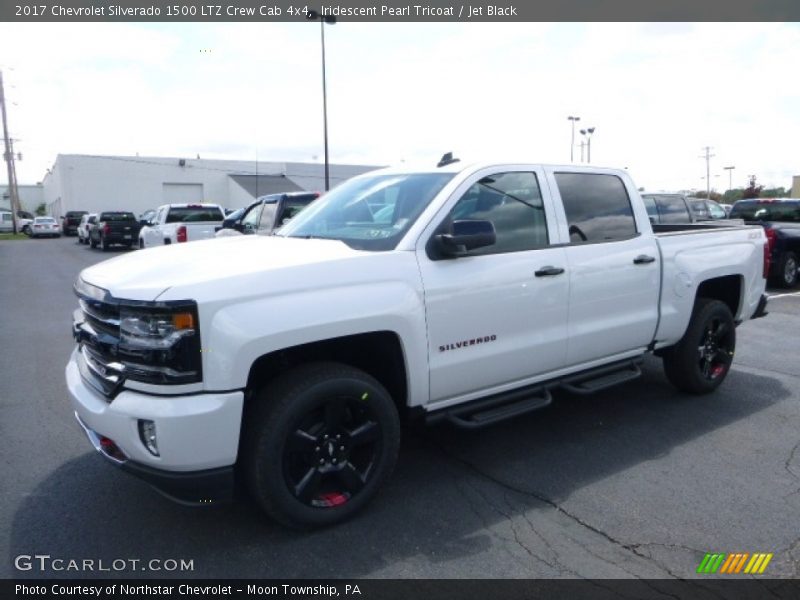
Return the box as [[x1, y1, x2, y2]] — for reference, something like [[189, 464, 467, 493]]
[[655, 226, 766, 345]]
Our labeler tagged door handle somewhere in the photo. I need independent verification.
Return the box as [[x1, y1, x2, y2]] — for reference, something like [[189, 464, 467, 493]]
[[534, 266, 565, 277], [633, 255, 656, 264]]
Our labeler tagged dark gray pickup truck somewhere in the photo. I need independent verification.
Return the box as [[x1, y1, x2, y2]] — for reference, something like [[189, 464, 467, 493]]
[[89, 211, 141, 251]]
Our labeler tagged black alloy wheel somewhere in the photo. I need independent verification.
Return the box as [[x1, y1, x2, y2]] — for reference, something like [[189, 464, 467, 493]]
[[663, 298, 736, 394], [283, 396, 380, 509], [696, 315, 734, 382], [244, 362, 400, 529]]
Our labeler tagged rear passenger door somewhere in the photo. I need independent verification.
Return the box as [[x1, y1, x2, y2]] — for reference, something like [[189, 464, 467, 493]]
[[547, 170, 660, 366], [417, 168, 570, 404]]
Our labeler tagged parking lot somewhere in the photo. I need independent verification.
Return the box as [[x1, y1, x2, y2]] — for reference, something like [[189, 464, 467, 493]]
[[1, 235, 799, 580]]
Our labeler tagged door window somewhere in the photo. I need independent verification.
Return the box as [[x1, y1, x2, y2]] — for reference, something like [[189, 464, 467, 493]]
[[445, 171, 549, 255], [241, 202, 263, 232]]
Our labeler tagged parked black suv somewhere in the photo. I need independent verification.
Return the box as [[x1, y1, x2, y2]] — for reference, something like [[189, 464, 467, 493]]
[[62, 211, 88, 236], [729, 198, 800, 288], [89, 211, 141, 251], [218, 191, 320, 235]]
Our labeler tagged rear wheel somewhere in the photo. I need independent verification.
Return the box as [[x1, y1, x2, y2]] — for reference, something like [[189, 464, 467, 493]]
[[243, 362, 401, 529], [139, 239, 145, 249], [776, 252, 798, 288], [662, 298, 735, 394], [90, 237, 97, 249]]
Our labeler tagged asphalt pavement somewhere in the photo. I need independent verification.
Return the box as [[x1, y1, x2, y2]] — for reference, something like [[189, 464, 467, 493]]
[[1, 236, 799, 582]]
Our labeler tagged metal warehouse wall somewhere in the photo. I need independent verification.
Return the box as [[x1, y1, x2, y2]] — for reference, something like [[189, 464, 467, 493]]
[[40, 154, 380, 217]]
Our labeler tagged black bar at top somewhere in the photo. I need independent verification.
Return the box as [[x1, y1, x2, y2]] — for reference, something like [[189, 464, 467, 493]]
[[4, 1, 800, 22]]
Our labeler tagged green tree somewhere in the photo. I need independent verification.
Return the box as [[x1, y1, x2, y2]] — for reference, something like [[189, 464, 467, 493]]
[[742, 175, 763, 199], [760, 186, 789, 198], [35, 203, 47, 216]]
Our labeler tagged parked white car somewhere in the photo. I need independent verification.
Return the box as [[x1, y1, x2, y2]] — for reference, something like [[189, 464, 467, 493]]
[[138, 203, 225, 248], [77, 213, 98, 244], [30, 216, 61, 238]]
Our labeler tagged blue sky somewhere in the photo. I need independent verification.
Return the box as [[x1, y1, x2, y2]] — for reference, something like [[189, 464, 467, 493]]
[[1, 21, 798, 192]]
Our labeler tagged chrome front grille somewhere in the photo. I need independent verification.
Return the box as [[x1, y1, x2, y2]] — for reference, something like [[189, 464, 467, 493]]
[[73, 299, 125, 399]]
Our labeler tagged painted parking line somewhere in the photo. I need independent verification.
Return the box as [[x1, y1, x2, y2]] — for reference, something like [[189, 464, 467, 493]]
[[767, 291, 800, 299]]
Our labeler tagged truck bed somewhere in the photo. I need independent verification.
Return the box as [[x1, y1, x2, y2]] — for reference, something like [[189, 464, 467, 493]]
[[653, 222, 745, 234]]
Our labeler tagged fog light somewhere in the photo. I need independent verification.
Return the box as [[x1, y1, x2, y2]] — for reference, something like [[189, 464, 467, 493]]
[[138, 419, 160, 456]]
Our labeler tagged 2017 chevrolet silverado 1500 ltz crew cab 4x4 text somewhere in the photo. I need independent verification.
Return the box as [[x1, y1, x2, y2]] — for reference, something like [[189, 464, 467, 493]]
[[66, 158, 769, 528]]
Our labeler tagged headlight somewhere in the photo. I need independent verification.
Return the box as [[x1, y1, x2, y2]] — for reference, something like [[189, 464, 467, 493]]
[[117, 303, 202, 385], [120, 309, 196, 349]]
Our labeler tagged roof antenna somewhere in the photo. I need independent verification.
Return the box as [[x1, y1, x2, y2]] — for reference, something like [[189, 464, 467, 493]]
[[437, 152, 460, 168]]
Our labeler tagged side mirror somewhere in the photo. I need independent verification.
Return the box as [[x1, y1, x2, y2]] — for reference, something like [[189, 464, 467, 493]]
[[437, 219, 496, 256], [648, 216, 656, 225]]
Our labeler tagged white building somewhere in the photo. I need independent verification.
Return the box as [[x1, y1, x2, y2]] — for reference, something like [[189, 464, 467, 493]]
[[41, 154, 380, 217], [1, 184, 44, 215]]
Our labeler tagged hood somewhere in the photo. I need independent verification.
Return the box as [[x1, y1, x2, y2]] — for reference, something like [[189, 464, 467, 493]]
[[79, 235, 366, 301]]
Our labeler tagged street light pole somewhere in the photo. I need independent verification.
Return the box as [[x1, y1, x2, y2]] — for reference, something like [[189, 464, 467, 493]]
[[568, 115, 580, 162], [580, 127, 595, 163], [723, 165, 735, 191], [307, 10, 336, 191]]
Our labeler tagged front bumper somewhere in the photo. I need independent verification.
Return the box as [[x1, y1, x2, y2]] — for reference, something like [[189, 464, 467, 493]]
[[66, 347, 243, 504]]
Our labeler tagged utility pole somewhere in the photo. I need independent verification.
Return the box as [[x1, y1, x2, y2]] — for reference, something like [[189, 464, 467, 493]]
[[579, 141, 586, 163], [1, 69, 20, 233], [700, 146, 715, 199]]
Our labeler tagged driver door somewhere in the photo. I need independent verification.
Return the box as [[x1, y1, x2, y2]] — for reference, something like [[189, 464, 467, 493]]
[[416, 168, 570, 405]]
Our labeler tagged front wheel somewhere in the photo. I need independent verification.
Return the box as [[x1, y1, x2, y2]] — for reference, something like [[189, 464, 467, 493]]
[[243, 362, 401, 529], [662, 298, 735, 394]]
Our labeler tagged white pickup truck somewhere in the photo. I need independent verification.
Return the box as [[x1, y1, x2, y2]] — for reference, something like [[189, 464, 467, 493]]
[[138, 203, 225, 248], [67, 159, 769, 528]]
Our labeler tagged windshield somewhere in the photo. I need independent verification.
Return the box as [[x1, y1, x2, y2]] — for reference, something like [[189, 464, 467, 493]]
[[730, 201, 800, 222], [277, 172, 454, 250]]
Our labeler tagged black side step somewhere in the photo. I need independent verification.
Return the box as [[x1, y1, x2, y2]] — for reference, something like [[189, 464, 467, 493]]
[[428, 385, 553, 430], [560, 359, 642, 395]]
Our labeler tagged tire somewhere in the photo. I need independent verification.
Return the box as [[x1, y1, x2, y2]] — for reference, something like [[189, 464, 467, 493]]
[[101, 238, 109, 251], [90, 237, 97, 249], [662, 298, 735, 395], [22, 225, 30, 235], [139, 239, 145, 249], [243, 362, 401, 529], [776, 252, 798, 288]]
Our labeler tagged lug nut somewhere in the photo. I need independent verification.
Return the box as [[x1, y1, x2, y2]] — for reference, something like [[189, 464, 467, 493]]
[[340, 446, 345, 451], [332, 458, 337, 464], [319, 458, 325, 465]]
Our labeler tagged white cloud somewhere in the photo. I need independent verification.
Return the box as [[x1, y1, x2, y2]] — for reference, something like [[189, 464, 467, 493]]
[[0, 22, 798, 191]]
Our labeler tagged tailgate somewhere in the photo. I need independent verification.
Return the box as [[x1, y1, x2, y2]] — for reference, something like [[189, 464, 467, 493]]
[[112, 222, 137, 238], [185, 222, 223, 241]]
